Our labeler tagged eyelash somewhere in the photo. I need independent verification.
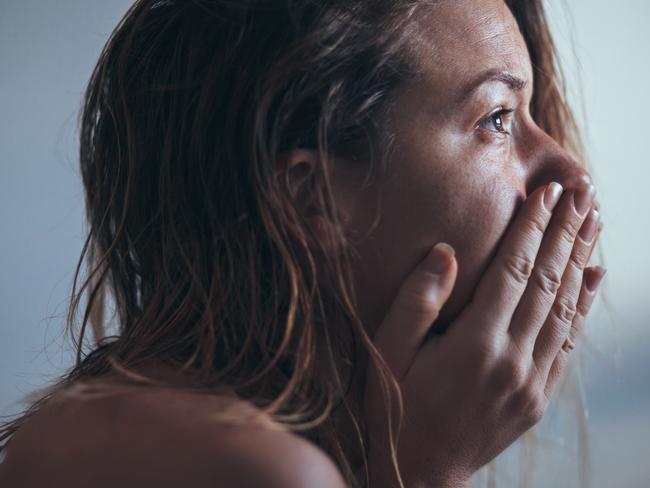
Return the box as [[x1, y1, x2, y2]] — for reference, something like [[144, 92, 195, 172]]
[[478, 108, 514, 135]]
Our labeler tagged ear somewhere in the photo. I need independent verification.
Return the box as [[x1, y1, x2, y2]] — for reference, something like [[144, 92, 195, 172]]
[[275, 149, 317, 202], [275, 149, 339, 253]]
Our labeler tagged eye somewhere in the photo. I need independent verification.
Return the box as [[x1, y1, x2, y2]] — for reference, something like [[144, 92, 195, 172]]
[[478, 108, 514, 134]]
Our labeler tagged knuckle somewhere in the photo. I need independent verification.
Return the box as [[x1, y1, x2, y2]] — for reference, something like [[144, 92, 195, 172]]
[[467, 339, 498, 372], [551, 296, 578, 325], [576, 298, 591, 318], [511, 382, 546, 425], [568, 246, 590, 271], [533, 265, 563, 296], [557, 219, 581, 244], [523, 214, 547, 239], [503, 252, 534, 285], [527, 399, 546, 426], [397, 276, 442, 316], [398, 289, 441, 319], [490, 355, 528, 394]]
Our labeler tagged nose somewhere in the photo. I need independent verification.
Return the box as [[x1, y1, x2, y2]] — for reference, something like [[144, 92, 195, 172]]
[[524, 129, 594, 198]]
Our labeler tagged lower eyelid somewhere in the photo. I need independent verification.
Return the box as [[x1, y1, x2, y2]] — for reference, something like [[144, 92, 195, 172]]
[[476, 127, 509, 143]]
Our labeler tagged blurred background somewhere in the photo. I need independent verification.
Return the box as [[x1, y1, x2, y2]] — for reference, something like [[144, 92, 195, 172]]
[[1, 1, 648, 486]]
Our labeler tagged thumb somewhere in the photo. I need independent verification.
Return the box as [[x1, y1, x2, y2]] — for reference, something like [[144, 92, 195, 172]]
[[372, 242, 458, 379]]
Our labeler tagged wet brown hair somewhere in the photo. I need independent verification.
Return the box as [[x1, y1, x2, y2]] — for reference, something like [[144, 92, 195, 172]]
[[0, 1, 587, 486]]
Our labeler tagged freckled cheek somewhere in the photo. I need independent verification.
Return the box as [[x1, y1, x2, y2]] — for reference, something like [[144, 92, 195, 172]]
[[408, 156, 516, 251], [434, 181, 521, 322], [445, 192, 503, 258]]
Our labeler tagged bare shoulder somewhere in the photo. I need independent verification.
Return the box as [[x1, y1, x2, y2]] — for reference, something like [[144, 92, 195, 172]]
[[0, 384, 346, 488]]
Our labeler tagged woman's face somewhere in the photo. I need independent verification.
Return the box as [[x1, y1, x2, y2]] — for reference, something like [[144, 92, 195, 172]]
[[333, 0, 593, 336]]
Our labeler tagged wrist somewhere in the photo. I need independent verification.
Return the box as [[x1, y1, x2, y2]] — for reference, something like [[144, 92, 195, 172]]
[[369, 475, 471, 488], [368, 456, 471, 488], [366, 437, 472, 488]]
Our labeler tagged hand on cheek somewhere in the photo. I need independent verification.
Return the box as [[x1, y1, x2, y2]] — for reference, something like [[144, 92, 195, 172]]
[[364, 182, 605, 488]]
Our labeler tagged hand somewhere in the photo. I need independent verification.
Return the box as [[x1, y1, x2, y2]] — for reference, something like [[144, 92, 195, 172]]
[[364, 182, 605, 488]]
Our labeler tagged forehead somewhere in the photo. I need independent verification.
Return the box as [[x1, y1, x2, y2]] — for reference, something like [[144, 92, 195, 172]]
[[405, 0, 533, 96]]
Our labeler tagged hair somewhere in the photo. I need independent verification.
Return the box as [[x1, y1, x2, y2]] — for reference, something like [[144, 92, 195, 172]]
[[0, 1, 588, 486]]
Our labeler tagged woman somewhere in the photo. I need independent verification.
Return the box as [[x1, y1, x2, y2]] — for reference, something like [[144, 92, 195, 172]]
[[0, 0, 605, 486]]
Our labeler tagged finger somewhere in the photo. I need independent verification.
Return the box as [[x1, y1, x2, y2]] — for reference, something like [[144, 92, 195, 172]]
[[532, 207, 600, 377], [372, 243, 458, 379], [507, 184, 596, 349], [544, 266, 606, 398], [586, 220, 603, 264], [469, 183, 562, 333]]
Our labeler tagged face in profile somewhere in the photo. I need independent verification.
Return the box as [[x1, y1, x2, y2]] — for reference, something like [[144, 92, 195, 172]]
[[332, 0, 593, 336]]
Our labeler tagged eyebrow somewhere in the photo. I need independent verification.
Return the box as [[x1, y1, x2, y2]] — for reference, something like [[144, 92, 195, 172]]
[[455, 69, 528, 105]]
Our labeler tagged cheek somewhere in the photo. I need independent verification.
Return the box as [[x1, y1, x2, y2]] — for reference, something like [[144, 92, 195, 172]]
[[345, 123, 524, 334], [380, 146, 523, 326], [436, 171, 522, 325], [445, 169, 517, 253]]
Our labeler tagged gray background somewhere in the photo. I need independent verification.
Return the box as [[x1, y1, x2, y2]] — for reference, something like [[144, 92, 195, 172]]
[[1, 1, 648, 486]]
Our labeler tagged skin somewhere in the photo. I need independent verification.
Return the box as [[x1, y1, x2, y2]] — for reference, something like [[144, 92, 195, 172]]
[[0, 1, 604, 487], [0, 384, 346, 487], [335, 0, 595, 339], [315, 0, 604, 486]]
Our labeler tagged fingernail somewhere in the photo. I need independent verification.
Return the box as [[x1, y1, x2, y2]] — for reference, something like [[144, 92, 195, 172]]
[[578, 208, 600, 243], [573, 184, 596, 217], [586, 266, 606, 294], [543, 182, 563, 211], [431, 243, 455, 274], [593, 199, 601, 212]]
